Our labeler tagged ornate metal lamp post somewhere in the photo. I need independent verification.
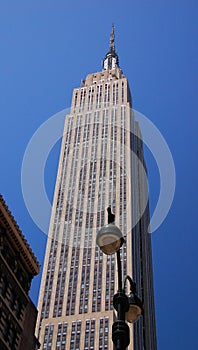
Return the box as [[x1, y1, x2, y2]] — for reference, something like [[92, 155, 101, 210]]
[[96, 208, 143, 350]]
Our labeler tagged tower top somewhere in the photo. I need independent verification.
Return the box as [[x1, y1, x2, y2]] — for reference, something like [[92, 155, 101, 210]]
[[103, 25, 119, 71]]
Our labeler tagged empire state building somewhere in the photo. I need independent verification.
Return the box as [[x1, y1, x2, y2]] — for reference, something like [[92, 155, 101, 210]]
[[36, 26, 157, 350]]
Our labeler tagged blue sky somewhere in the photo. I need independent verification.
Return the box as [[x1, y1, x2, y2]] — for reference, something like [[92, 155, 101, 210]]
[[0, 1, 198, 349]]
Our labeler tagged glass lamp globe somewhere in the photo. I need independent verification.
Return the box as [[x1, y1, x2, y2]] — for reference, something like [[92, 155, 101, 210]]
[[96, 223, 123, 255], [125, 292, 143, 323]]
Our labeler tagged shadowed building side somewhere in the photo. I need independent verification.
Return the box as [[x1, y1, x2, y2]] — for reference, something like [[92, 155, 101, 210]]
[[0, 194, 40, 350]]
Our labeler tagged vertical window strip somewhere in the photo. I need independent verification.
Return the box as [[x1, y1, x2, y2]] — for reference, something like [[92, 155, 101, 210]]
[[41, 238, 58, 320], [96, 85, 102, 109], [122, 81, 124, 104], [88, 87, 91, 111], [116, 82, 119, 104], [66, 113, 91, 316], [53, 244, 69, 317], [104, 84, 110, 107], [105, 108, 118, 311], [120, 106, 127, 276], [107, 84, 110, 106], [79, 88, 86, 112], [64, 117, 81, 229], [55, 323, 67, 350], [93, 110, 110, 312], [122, 111, 127, 276], [101, 113, 108, 224], [66, 247, 80, 316], [69, 321, 81, 350], [79, 247, 92, 314], [84, 319, 95, 350], [105, 254, 115, 311], [112, 84, 116, 105], [42, 324, 54, 350], [79, 114, 100, 313], [99, 318, 109, 350], [104, 84, 107, 107], [63, 119, 81, 316], [88, 86, 94, 111], [92, 247, 103, 312], [73, 91, 78, 112]]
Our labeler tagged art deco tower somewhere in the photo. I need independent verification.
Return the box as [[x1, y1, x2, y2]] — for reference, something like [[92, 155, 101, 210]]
[[36, 26, 157, 350]]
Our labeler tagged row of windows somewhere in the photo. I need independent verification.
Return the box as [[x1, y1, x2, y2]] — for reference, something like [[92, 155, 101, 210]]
[[60, 107, 128, 160], [72, 80, 126, 113], [43, 318, 108, 350]]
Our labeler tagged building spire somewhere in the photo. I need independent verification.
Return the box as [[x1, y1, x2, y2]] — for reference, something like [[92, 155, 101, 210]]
[[103, 25, 119, 71], [110, 24, 115, 52]]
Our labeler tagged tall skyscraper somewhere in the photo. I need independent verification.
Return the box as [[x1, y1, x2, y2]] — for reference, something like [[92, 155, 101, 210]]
[[36, 26, 157, 350]]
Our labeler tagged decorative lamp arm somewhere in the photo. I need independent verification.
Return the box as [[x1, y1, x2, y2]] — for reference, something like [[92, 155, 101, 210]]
[[123, 275, 137, 293]]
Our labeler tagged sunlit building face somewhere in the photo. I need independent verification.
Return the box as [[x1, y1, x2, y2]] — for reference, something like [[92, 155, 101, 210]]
[[36, 27, 157, 350]]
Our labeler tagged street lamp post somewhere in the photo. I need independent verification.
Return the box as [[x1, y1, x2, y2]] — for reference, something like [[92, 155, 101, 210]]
[[96, 208, 143, 350]]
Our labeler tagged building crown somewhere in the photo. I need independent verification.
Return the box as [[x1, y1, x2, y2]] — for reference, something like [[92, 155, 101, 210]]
[[103, 24, 119, 71]]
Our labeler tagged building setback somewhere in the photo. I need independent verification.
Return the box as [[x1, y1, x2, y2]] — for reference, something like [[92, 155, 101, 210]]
[[0, 194, 40, 350], [36, 27, 157, 349]]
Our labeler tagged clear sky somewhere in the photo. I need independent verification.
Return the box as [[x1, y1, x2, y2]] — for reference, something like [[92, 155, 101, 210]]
[[0, 1, 198, 349]]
